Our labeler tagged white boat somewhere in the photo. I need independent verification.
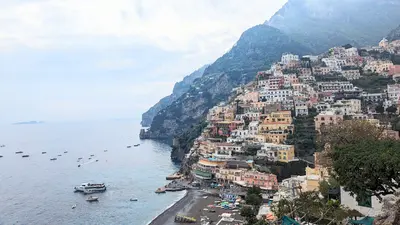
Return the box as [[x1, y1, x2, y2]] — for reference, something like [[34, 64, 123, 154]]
[[74, 183, 106, 193], [72, 204, 76, 209], [86, 196, 99, 202]]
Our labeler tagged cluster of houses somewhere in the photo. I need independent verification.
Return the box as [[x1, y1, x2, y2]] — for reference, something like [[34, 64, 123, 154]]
[[185, 37, 400, 218]]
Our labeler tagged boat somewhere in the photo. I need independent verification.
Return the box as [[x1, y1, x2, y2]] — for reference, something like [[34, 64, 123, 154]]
[[74, 183, 106, 193], [130, 198, 138, 201], [166, 173, 182, 180], [50, 158, 57, 161], [42, 152, 47, 154], [127, 146, 132, 148], [88, 158, 91, 160], [78, 165, 81, 167], [90, 154, 94, 157], [78, 157, 83, 160], [104, 150, 108, 152], [72, 204, 76, 209], [22, 155, 30, 158], [174, 215, 196, 223], [95, 160, 99, 162], [58, 154, 62, 157], [15, 151, 23, 154], [86, 196, 99, 202], [133, 144, 140, 147], [64, 151, 68, 153], [155, 188, 166, 194], [0, 145, 5, 148], [0, 155, 3, 158]]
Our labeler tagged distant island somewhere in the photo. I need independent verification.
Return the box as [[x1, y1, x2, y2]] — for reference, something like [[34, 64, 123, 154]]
[[13, 121, 45, 125]]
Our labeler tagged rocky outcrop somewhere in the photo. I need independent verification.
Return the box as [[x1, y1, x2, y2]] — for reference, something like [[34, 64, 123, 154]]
[[268, 0, 400, 52], [387, 24, 400, 42], [141, 65, 208, 127], [144, 25, 311, 162]]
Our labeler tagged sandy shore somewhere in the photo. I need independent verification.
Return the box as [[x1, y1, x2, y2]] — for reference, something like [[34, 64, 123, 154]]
[[149, 189, 243, 225]]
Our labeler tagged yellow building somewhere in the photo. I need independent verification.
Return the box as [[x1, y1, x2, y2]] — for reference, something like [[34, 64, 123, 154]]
[[266, 131, 289, 144], [259, 111, 293, 133], [277, 145, 295, 163]]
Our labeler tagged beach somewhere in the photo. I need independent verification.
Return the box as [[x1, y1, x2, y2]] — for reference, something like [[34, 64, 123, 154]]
[[149, 189, 244, 225]]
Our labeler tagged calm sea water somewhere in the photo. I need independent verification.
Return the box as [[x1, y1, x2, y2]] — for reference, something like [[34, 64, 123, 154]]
[[0, 121, 184, 225]]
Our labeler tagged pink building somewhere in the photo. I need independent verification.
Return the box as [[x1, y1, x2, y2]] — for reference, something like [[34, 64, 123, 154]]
[[389, 65, 400, 76], [235, 171, 278, 191]]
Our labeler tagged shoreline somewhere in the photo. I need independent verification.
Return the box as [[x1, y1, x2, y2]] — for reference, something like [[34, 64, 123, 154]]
[[147, 189, 192, 225]]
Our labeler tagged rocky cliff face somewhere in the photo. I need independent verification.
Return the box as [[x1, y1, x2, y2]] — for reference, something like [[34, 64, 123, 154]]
[[141, 65, 208, 127], [145, 25, 311, 155], [387, 24, 400, 42], [268, 0, 400, 52]]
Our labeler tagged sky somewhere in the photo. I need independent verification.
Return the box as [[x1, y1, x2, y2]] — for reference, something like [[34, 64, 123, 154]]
[[0, 0, 287, 123]]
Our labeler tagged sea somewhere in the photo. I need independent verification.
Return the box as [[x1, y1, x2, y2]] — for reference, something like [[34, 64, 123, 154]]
[[0, 120, 185, 225]]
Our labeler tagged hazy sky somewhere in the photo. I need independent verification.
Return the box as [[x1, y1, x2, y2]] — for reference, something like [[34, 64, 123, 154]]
[[0, 0, 287, 123]]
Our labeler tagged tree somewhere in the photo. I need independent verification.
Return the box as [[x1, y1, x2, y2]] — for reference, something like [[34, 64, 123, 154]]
[[272, 191, 351, 224], [376, 103, 385, 114], [240, 206, 258, 224], [331, 139, 400, 201], [246, 193, 263, 206], [386, 105, 398, 115], [316, 120, 386, 167]]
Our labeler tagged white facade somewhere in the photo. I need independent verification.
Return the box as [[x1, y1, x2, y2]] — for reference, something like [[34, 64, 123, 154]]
[[387, 84, 400, 102], [322, 58, 346, 71], [249, 121, 260, 136], [341, 70, 361, 80], [340, 187, 389, 217], [317, 81, 354, 92], [295, 101, 308, 116], [331, 99, 362, 115], [345, 47, 359, 57], [281, 53, 299, 65], [259, 89, 293, 103]]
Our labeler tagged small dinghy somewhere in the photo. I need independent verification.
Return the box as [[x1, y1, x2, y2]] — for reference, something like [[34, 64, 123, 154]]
[[58, 154, 62, 157], [130, 198, 138, 202], [127, 146, 132, 148], [42, 152, 47, 154], [86, 196, 99, 202], [104, 150, 108, 152], [50, 158, 57, 161], [15, 151, 23, 154], [64, 151, 68, 153], [22, 155, 30, 158], [78, 165, 81, 167]]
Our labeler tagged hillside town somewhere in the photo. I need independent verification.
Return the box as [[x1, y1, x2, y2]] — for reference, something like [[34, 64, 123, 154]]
[[174, 38, 400, 224]]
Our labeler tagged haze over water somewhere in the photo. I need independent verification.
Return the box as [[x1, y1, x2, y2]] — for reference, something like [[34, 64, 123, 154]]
[[0, 120, 184, 225]]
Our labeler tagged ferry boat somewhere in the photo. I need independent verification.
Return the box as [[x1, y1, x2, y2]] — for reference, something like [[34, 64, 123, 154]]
[[74, 183, 106, 193]]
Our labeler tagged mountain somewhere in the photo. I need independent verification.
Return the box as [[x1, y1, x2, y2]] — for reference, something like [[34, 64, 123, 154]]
[[141, 65, 208, 127], [145, 24, 311, 142], [387, 24, 400, 42], [268, 0, 400, 52]]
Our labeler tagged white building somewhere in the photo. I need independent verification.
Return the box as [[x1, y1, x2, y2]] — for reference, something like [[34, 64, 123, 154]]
[[341, 70, 361, 80], [317, 81, 354, 92], [281, 53, 299, 65], [294, 101, 308, 116], [315, 102, 332, 112], [341, 187, 392, 217], [322, 58, 346, 71], [387, 84, 400, 102], [231, 130, 249, 139], [345, 47, 359, 57], [361, 93, 386, 103], [249, 121, 260, 136], [259, 89, 293, 103], [331, 99, 362, 115]]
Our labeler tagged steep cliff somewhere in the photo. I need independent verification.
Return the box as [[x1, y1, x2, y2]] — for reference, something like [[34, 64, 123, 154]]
[[141, 65, 208, 127], [387, 24, 400, 42], [268, 0, 400, 52], [145, 25, 311, 161]]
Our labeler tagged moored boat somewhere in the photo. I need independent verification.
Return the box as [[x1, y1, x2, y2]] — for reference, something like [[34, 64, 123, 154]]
[[130, 198, 138, 201], [64, 151, 68, 153], [86, 196, 99, 202], [42, 152, 47, 154], [50, 158, 57, 161], [133, 144, 140, 147], [15, 151, 23, 154], [155, 188, 166, 194], [0, 155, 3, 158], [22, 155, 30, 158], [166, 172, 182, 180], [127, 146, 132, 148]]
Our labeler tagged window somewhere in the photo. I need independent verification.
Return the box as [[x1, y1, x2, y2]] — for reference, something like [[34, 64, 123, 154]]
[[357, 195, 372, 208]]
